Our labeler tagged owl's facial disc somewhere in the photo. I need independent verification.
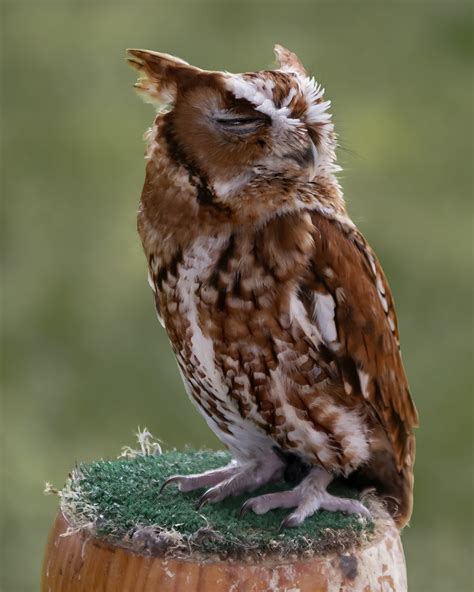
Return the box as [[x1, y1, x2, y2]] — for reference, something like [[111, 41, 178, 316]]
[[177, 82, 322, 199], [217, 70, 336, 187]]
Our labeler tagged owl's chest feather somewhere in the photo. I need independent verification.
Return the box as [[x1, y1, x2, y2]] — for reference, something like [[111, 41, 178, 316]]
[[155, 234, 285, 459], [157, 233, 321, 435], [155, 229, 313, 369]]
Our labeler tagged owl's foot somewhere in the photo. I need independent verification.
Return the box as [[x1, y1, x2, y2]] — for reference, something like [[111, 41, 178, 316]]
[[196, 456, 285, 510], [160, 461, 239, 493], [161, 454, 285, 508], [240, 466, 371, 529]]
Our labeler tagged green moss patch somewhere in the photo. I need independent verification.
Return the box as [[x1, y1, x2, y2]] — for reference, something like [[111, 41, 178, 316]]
[[56, 446, 375, 559]]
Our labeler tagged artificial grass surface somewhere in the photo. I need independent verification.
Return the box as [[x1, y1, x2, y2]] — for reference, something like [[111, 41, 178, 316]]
[[61, 449, 373, 558]]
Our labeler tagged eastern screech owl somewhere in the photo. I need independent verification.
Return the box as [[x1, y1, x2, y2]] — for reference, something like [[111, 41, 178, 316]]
[[128, 45, 418, 529]]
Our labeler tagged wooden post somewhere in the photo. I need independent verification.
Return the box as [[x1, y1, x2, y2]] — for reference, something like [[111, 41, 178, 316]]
[[42, 510, 407, 591]]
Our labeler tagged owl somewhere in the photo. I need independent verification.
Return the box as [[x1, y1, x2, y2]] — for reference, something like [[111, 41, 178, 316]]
[[128, 45, 418, 529]]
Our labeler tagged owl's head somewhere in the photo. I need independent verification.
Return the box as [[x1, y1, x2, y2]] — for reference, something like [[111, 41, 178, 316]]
[[128, 45, 338, 201]]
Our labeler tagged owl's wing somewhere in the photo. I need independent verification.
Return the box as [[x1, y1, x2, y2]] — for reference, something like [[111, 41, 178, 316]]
[[302, 212, 418, 472]]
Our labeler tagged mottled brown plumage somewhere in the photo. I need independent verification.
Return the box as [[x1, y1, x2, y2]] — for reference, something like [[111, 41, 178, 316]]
[[129, 46, 418, 528]]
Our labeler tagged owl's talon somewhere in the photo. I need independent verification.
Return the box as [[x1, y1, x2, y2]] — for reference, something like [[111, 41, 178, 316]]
[[196, 484, 229, 509], [239, 500, 251, 519], [159, 476, 183, 494], [196, 491, 212, 510], [278, 514, 300, 532]]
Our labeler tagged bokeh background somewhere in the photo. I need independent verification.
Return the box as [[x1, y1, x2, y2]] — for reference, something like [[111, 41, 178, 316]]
[[2, 1, 473, 590]]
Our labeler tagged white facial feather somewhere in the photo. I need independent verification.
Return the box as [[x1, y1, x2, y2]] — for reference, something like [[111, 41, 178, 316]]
[[225, 76, 298, 126]]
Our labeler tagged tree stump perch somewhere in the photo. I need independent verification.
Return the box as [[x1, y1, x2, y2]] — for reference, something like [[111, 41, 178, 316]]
[[42, 447, 408, 591]]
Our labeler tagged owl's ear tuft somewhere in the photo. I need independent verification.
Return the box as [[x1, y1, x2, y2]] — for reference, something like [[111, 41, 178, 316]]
[[127, 49, 202, 109], [273, 45, 307, 76]]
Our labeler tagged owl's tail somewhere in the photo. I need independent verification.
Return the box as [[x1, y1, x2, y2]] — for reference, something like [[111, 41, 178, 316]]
[[346, 433, 416, 529], [392, 433, 416, 528]]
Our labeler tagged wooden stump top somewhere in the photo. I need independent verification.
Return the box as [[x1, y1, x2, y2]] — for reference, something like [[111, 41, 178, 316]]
[[42, 511, 407, 591]]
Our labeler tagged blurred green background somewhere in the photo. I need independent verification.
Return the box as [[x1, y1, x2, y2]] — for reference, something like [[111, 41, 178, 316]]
[[2, 1, 472, 590]]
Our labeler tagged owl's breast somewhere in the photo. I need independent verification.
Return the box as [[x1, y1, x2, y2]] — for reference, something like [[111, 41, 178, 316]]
[[149, 233, 275, 460], [149, 230, 371, 473]]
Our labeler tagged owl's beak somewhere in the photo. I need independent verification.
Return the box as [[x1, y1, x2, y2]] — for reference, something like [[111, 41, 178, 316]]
[[289, 140, 318, 181], [307, 140, 318, 181]]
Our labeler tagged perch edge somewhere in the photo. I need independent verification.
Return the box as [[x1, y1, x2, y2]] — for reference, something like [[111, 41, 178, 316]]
[[42, 510, 407, 591]]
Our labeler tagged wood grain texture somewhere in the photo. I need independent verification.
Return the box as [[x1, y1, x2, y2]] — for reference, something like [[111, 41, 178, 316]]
[[42, 512, 407, 591]]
